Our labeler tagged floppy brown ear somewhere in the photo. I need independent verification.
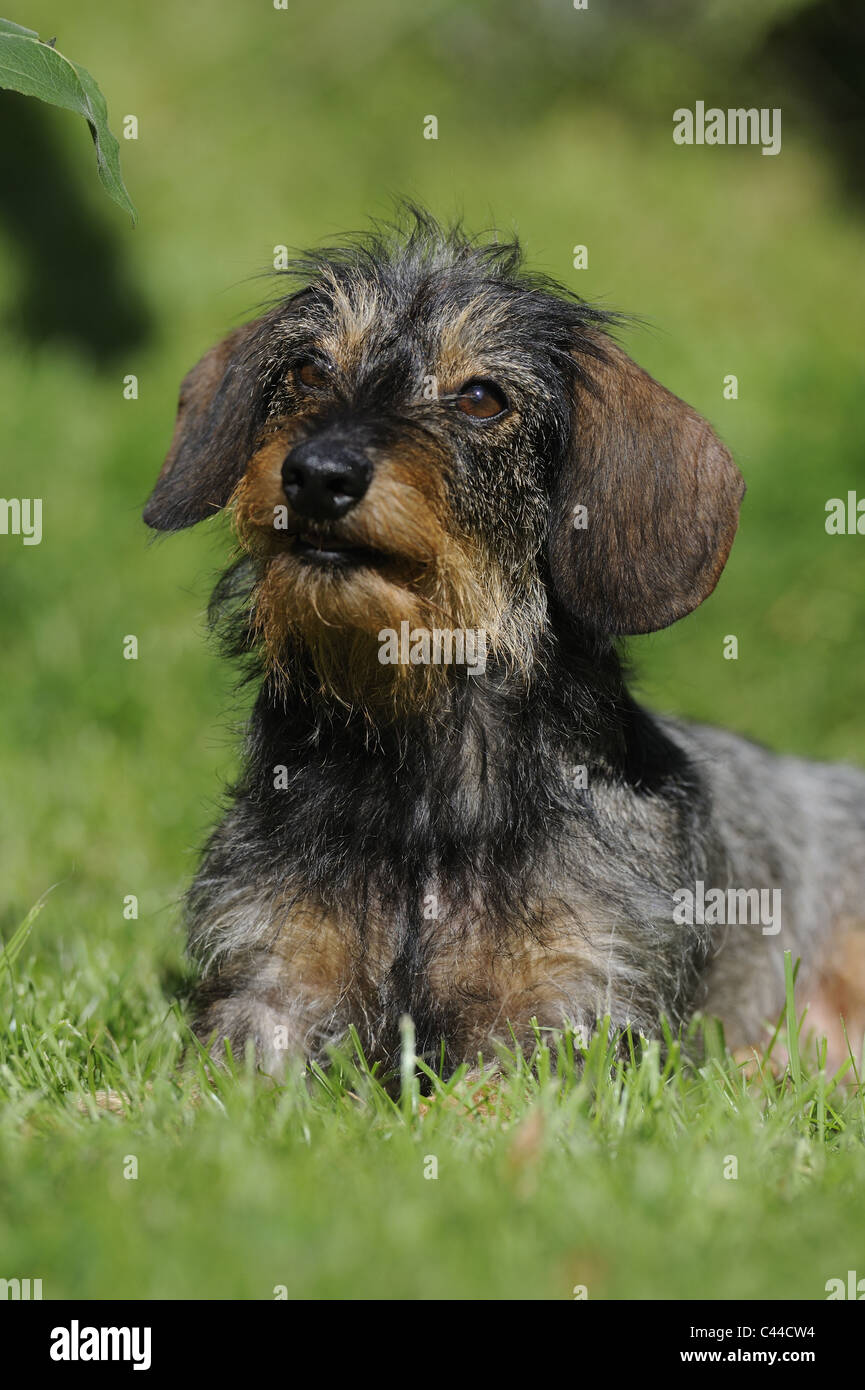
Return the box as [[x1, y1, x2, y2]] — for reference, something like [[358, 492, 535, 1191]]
[[548, 337, 745, 634], [143, 317, 271, 531]]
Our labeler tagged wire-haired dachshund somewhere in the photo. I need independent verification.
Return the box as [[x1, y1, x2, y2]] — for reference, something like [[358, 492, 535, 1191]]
[[144, 208, 865, 1078]]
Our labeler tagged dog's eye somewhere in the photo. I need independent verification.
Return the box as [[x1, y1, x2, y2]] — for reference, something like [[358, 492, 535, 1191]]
[[296, 361, 329, 392], [456, 379, 508, 420]]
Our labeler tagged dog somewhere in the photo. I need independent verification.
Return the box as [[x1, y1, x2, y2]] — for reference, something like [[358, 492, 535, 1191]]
[[144, 208, 865, 1078]]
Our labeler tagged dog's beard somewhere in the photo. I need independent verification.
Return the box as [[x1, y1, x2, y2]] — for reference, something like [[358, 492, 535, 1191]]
[[231, 463, 534, 720], [254, 552, 488, 718]]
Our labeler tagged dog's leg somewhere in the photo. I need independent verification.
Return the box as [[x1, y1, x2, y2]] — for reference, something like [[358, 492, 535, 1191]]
[[187, 888, 362, 1071], [191, 949, 349, 1073], [186, 877, 400, 1071]]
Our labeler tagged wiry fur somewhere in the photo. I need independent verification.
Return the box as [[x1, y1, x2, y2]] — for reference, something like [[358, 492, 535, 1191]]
[[145, 207, 865, 1078]]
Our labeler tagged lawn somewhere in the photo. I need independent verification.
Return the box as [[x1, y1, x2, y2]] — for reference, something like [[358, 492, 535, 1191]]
[[1, 0, 864, 1301], [2, 945, 865, 1301]]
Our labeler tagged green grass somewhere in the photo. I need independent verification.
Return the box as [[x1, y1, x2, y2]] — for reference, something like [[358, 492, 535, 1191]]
[[2, 932, 864, 1301], [2, 0, 865, 1300]]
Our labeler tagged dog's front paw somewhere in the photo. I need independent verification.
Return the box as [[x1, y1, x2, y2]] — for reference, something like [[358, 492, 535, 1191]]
[[191, 985, 340, 1074]]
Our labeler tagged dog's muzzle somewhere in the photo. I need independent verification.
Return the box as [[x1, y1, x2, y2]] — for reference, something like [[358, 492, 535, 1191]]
[[281, 438, 372, 522]]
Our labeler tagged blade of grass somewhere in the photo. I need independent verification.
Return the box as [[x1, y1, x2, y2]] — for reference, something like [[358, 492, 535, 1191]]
[[784, 950, 802, 1091], [399, 1013, 418, 1122], [0, 891, 52, 980]]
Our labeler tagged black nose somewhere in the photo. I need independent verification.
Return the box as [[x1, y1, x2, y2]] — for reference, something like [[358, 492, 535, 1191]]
[[281, 439, 372, 521]]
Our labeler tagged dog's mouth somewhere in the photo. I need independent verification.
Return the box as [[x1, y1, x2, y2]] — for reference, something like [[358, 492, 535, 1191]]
[[293, 531, 389, 570]]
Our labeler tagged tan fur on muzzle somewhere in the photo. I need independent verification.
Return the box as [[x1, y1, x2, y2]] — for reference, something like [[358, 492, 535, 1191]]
[[229, 433, 526, 719]]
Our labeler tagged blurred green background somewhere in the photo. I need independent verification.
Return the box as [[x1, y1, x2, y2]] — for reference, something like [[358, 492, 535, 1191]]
[[1, 0, 864, 1300], [3, 0, 865, 928]]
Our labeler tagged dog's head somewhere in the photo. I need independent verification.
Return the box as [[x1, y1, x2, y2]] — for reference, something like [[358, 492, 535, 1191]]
[[144, 210, 744, 717]]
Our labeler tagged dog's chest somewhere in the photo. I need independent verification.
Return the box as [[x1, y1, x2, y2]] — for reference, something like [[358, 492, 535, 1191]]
[[266, 869, 640, 1056]]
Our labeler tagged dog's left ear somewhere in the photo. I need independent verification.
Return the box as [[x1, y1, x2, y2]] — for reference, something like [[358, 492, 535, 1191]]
[[548, 337, 745, 635], [143, 317, 271, 532]]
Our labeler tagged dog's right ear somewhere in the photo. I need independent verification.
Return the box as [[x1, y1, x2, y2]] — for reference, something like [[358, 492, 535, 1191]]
[[143, 317, 271, 532]]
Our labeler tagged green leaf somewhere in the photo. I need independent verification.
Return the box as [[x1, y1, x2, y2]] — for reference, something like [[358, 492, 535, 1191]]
[[0, 23, 136, 221], [0, 18, 37, 37]]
